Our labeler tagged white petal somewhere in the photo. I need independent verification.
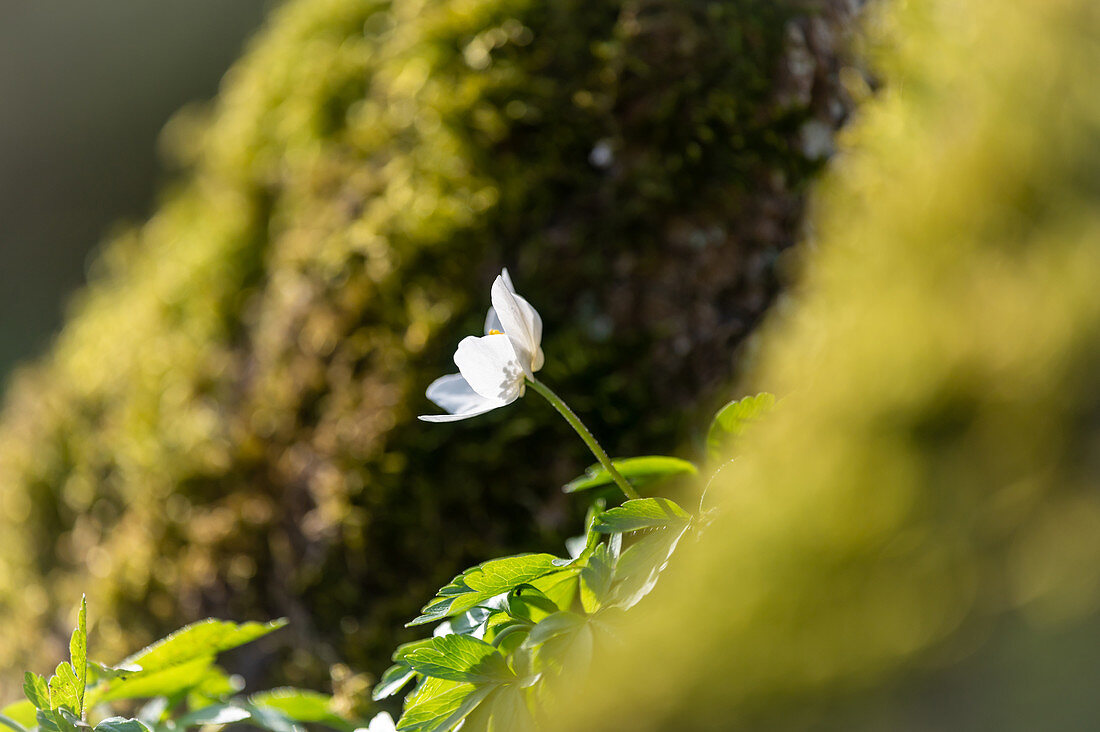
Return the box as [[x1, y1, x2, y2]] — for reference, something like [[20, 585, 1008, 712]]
[[484, 306, 503, 335], [419, 404, 506, 422], [500, 267, 515, 292], [453, 333, 526, 402], [490, 275, 543, 376], [424, 373, 502, 414], [366, 712, 397, 732]]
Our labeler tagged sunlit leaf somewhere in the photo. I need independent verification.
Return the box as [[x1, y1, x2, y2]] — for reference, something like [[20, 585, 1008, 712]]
[[119, 619, 286, 675], [608, 524, 689, 610], [250, 688, 352, 731], [403, 635, 513, 684], [396, 682, 492, 732], [592, 498, 690, 534], [408, 555, 567, 627], [23, 673, 50, 710], [173, 704, 252, 729], [579, 545, 614, 614], [70, 597, 88, 716], [706, 392, 775, 461], [372, 664, 416, 701], [563, 456, 697, 495], [48, 663, 81, 715]]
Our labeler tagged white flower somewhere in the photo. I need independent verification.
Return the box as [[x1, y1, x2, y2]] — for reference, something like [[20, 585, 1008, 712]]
[[356, 712, 396, 732], [420, 269, 544, 422]]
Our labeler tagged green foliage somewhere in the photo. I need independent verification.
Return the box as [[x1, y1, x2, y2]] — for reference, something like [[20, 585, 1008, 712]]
[[0, 0, 849, 688], [591, 498, 690, 534], [8, 602, 356, 732], [377, 392, 777, 730], [705, 393, 776, 462], [562, 457, 698, 495]]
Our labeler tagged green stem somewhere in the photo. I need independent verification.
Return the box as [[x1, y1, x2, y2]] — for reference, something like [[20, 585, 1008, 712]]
[[0, 715, 27, 732], [526, 376, 640, 500]]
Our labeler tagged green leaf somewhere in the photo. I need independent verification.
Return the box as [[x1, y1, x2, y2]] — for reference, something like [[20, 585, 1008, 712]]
[[186, 666, 244, 707], [397, 682, 492, 732], [407, 555, 567, 627], [592, 498, 690, 534], [86, 662, 140, 685], [608, 524, 688, 610], [120, 619, 286, 674], [403, 635, 513, 684], [372, 664, 417, 701], [706, 392, 775, 461], [459, 686, 536, 732], [243, 705, 301, 732], [563, 456, 698, 495], [23, 672, 50, 710], [2, 701, 36, 731], [527, 569, 580, 614], [520, 613, 593, 677], [36, 708, 81, 732], [95, 657, 214, 703], [48, 663, 81, 715], [70, 597, 88, 716], [250, 688, 352, 731], [503, 586, 558, 624], [93, 718, 150, 732], [579, 544, 614, 614], [174, 704, 252, 728]]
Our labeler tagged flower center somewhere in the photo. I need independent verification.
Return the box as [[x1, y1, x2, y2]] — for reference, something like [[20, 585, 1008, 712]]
[[488, 329, 503, 335]]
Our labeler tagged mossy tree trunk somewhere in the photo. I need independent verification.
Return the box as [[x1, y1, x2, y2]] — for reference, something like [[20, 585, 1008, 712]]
[[0, 0, 859, 693]]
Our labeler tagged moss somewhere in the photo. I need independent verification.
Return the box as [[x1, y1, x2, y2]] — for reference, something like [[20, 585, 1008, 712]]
[[0, 0, 856, 692]]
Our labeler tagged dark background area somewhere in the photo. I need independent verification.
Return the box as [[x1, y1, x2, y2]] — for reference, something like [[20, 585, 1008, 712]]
[[0, 0, 269, 379]]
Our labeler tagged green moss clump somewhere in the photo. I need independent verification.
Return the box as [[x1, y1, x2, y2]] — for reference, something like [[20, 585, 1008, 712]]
[[0, 0, 855, 692]]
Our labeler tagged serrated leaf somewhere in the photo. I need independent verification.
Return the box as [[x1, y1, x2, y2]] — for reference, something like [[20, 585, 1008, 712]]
[[403, 635, 513, 684], [250, 688, 352, 731], [70, 597, 88, 716], [592, 498, 690, 534], [2, 701, 36, 731], [120, 619, 286, 675], [23, 672, 50, 710], [93, 718, 150, 732], [563, 456, 698, 495], [372, 664, 417, 701], [407, 555, 566, 627], [706, 392, 775, 461], [174, 704, 252, 728], [396, 683, 492, 732], [48, 663, 81, 715]]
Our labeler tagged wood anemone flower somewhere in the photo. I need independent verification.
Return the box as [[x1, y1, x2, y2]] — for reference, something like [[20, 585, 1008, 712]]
[[419, 269, 544, 423]]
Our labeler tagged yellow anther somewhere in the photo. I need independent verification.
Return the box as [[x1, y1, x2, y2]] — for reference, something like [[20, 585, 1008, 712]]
[[488, 329, 503, 335]]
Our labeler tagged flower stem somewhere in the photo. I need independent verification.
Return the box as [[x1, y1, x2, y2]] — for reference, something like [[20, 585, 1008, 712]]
[[526, 376, 640, 501]]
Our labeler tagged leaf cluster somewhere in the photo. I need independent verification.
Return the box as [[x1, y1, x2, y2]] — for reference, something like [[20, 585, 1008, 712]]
[[2, 605, 357, 732], [378, 392, 773, 731]]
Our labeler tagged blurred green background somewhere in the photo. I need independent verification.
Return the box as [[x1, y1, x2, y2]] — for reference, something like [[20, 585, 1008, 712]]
[[0, 0, 268, 377]]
